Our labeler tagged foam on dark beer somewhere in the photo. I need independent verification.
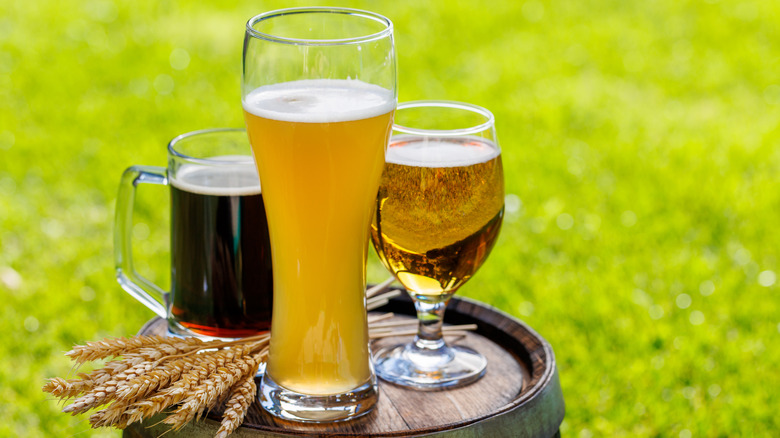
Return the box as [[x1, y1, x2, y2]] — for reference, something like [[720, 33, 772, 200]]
[[170, 161, 261, 196]]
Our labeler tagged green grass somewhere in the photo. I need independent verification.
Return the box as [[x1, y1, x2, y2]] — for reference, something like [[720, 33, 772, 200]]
[[1, 0, 779, 436]]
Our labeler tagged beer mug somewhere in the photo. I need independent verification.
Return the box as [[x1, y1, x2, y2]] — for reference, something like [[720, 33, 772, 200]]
[[114, 128, 272, 338]]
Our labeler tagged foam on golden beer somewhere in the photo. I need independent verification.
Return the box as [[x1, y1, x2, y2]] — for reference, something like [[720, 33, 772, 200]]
[[242, 79, 394, 123], [386, 135, 500, 168]]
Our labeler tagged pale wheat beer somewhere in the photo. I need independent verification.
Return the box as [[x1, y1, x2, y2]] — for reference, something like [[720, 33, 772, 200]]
[[371, 136, 504, 300], [243, 79, 394, 395]]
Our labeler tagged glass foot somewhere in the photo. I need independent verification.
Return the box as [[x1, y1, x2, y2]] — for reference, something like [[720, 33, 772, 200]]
[[259, 372, 378, 423], [373, 342, 487, 390]]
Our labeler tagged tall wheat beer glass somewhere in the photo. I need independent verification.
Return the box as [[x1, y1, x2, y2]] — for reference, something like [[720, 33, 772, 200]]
[[242, 8, 395, 422]]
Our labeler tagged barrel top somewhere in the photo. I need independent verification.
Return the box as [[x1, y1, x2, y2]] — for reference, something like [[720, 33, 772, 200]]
[[132, 293, 564, 437]]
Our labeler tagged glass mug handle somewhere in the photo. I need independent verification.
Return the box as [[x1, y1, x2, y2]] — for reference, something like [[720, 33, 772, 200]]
[[114, 165, 169, 318]]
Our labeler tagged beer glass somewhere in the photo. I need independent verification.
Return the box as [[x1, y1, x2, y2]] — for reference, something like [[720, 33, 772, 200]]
[[115, 128, 273, 339], [371, 101, 504, 389], [242, 8, 396, 422]]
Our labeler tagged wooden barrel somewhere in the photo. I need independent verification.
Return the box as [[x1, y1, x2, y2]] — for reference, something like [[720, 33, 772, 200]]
[[124, 294, 564, 437]]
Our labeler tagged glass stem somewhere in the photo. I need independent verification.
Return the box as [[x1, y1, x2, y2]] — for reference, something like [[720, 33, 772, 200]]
[[413, 297, 451, 352]]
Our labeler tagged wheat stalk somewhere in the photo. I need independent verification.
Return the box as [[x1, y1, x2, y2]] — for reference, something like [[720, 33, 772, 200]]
[[43, 355, 148, 398], [370, 324, 478, 339], [65, 335, 167, 364], [115, 355, 198, 402], [66, 335, 209, 364], [63, 358, 161, 414], [366, 276, 395, 298], [163, 352, 260, 430], [215, 371, 257, 438]]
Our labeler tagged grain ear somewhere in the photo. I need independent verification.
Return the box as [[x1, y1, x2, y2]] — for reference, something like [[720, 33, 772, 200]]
[[216, 372, 257, 438]]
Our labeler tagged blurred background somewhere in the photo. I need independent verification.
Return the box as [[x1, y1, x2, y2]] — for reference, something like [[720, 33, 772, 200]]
[[1, 0, 779, 436]]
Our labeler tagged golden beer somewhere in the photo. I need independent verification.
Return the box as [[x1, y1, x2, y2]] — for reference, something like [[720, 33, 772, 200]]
[[243, 79, 393, 395], [371, 136, 504, 300]]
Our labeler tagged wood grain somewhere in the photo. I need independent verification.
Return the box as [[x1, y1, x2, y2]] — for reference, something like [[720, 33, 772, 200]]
[[124, 293, 564, 437]]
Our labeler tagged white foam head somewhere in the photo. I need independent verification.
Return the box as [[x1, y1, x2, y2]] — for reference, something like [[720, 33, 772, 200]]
[[386, 135, 501, 168], [242, 79, 395, 123], [171, 161, 261, 196]]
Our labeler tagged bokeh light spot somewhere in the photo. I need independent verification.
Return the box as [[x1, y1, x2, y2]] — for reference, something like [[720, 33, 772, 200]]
[[689, 310, 705, 325], [24, 316, 39, 332], [530, 217, 546, 234], [633, 288, 651, 307], [0, 18, 13, 40], [0, 130, 14, 150], [129, 78, 149, 97], [757, 270, 776, 287], [0, 174, 16, 194], [586, 256, 600, 272], [556, 213, 574, 230], [518, 301, 534, 317], [504, 193, 522, 214], [584, 214, 601, 233], [699, 280, 715, 296], [170, 48, 191, 70], [733, 248, 751, 265], [133, 222, 150, 241], [620, 210, 637, 227], [675, 293, 692, 309], [0, 266, 23, 290], [744, 261, 759, 278], [154, 74, 175, 95], [734, 2, 759, 21], [522, 1, 545, 22], [708, 384, 721, 398], [84, 0, 118, 23], [41, 219, 65, 239], [81, 286, 96, 302], [564, 43, 588, 67], [764, 85, 780, 106], [567, 157, 585, 176]]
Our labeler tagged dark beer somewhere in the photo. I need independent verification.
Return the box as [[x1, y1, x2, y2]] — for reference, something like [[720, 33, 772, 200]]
[[170, 162, 272, 338]]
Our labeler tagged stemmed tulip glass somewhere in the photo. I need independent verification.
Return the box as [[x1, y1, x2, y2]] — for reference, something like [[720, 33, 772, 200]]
[[370, 101, 504, 389]]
